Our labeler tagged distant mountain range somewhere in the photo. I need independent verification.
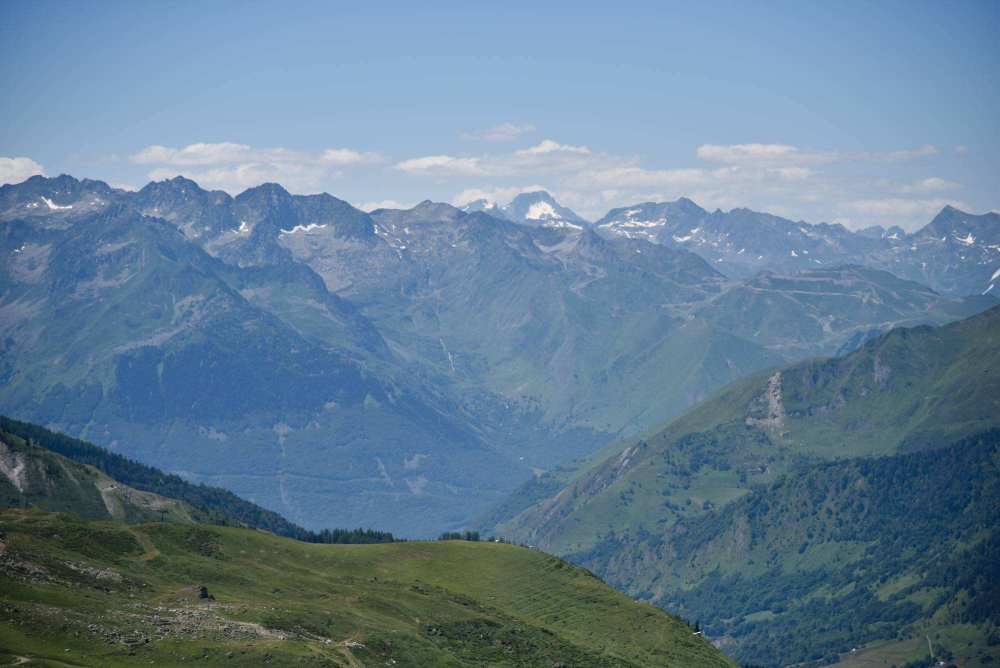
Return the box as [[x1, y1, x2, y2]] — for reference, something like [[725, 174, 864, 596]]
[[0, 174, 996, 537], [460, 189, 1000, 298], [595, 199, 1000, 297]]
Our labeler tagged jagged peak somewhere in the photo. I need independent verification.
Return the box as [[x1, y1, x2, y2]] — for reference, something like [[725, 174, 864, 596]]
[[234, 182, 293, 205]]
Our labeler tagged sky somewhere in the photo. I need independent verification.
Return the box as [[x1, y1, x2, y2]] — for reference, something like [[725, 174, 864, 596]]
[[1, 0, 998, 229]]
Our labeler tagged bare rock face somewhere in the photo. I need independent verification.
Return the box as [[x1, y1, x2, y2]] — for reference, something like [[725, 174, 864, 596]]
[[745, 372, 785, 431]]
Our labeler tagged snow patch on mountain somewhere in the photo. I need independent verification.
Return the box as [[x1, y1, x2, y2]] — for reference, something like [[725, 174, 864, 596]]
[[673, 228, 701, 243], [279, 223, 327, 235], [41, 196, 73, 211]]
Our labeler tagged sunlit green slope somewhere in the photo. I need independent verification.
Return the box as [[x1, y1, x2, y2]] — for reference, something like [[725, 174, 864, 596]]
[[0, 511, 733, 667]]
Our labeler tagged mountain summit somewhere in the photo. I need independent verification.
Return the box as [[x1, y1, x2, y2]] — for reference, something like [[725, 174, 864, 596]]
[[462, 190, 587, 228]]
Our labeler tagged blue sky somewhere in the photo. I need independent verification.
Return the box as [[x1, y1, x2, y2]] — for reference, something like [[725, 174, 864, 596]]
[[1, 0, 997, 228]]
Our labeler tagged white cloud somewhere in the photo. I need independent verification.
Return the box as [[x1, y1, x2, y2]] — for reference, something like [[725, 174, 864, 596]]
[[132, 142, 254, 166], [873, 144, 938, 162], [770, 166, 813, 180], [394, 155, 484, 176], [570, 166, 718, 190], [451, 184, 549, 207], [358, 199, 416, 212], [0, 156, 45, 185], [391, 138, 961, 226], [147, 162, 335, 194], [695, 142, 939, 167], [899, 177, 959, 193], [696, 143, 803, 164], [461, 122, 536, 142], [954, 145, 969, 155], [515, 139, 591, 156], [396, 139, 617, 186], [321, 148, 383, 165], [842, 197, 968, 218], [131, 141, 382, 194]]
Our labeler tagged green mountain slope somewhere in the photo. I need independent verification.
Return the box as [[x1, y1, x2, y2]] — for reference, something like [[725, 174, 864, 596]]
[[495, 306, 1000, 554], [0, 510, 734, 667], [579, 431, 1000, 666], [484, 308, 1000, 665], [0, 426, 198, 525], [0, 416, 365, 541]]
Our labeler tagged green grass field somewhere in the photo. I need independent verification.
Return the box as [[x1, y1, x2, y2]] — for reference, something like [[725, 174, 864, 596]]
[[0, 509, 733, 667]]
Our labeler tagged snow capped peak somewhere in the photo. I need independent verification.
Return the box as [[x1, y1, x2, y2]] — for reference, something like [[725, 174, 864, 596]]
[[460, 198, 502, 215], [526, 201, 559, 220], [468, 190, 586, 227]]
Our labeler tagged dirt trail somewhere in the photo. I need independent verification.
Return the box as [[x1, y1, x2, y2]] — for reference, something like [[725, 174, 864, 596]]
[[128, 528, 160, 561], [334, 633, 366, 668]]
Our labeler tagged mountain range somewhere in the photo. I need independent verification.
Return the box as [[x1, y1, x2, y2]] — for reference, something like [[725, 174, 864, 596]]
[[595, 198, 1000, 298], [1, 174, 996, 539]]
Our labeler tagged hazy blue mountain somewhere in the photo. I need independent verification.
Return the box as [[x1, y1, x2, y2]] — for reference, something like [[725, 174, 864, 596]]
[[127, 183, 744, 466], [461, 190, 587, 228], [133, 175, 239, 242], [360, 204, 782, 463], [595, 198, 1000, 297], [594, 198, 708, 242], [0, 179, 525, 536], [3, 174, 994, 539], [460, 197, 506, 217], [129, 179, 789, 467], [0, 173, 119, 221], [693, 264, 996, 358], [595, 199, 877, 277], [501, 191, 588, 228], [883, 205, 1000, 296]]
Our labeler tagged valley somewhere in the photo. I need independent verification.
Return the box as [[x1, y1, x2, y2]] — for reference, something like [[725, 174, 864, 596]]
[[483, 307, 1000, 665], [1, 175, 994, 537], [4, 6, 997, 666], [1, 175, 997, 667]]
